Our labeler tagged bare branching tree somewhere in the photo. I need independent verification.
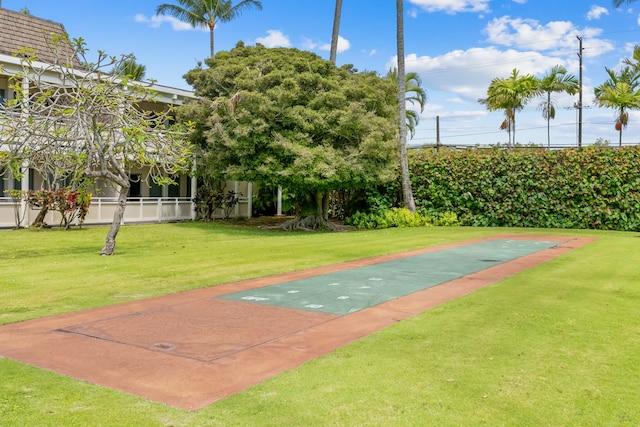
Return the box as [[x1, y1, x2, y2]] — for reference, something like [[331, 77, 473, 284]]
[[1, 34, 192, 254]]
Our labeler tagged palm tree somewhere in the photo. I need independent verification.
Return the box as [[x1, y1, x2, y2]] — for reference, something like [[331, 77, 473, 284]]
[[613, 0, 636, 6], [479, 68, 540, 147], [111, 59, 147, 81], [156, 0, 263, 58], [396, 0, 415, 212], [594, 66, 640, 147], [537, 65, 579, 148], [329, 0, 343, 63], [622, 44, 640, 70], [386, 67, 428, 139]]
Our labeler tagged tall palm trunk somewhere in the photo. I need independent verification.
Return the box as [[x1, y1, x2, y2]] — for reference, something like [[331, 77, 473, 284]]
[[512, 113, 517, 148], [330, 0, 343, 63], [396, 0, 415, 212], [208, 23, 215, 58], [618, 115, 623, 147], [546, 94, 552, 149]]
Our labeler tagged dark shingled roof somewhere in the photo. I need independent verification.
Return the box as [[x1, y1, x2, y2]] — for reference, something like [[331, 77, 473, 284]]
[[0, 7, 80, 67]]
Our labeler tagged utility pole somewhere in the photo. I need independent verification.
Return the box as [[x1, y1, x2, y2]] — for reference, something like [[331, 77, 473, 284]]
[[577, 36, 584, 148], [436, 115, 441, 152]]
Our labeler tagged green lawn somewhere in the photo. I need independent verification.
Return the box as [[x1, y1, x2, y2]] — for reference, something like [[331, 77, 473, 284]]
[[1, 223, 639, 426]]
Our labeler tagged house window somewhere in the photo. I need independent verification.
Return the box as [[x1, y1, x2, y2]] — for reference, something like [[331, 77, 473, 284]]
[[0, 88, 5, 106], [128, 174, 141, 198]]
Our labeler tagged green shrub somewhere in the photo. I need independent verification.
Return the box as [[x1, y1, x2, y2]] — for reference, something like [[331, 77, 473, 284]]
[[345, 207, 458, 229]]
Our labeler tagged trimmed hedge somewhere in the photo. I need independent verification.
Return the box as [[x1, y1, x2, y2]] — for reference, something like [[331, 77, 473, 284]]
[[410, 146, 640, 231]]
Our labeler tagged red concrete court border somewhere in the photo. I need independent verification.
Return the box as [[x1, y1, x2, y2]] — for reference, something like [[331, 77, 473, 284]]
[[0, 234, 595, 411]]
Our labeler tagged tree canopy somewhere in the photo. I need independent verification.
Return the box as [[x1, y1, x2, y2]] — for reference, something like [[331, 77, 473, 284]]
[[594, 65, 640, 147], [182, 43, 400, 228], [479, 68, 540, 147], [156, 0, 262, 58], [537, 65, 579, 148]]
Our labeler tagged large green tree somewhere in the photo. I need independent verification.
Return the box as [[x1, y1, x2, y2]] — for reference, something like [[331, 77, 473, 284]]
[[182, 43, 399, 229], [386, 67, 428, 139], [156, 0, 262, 58], [594, 66, 640, 147], [479, 68, 540, 147], [537, 65, 579, 148]]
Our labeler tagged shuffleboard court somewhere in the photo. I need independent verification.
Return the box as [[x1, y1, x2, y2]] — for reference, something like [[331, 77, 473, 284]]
[[220, 239, 559, 315], [0, 235, 595, 410]]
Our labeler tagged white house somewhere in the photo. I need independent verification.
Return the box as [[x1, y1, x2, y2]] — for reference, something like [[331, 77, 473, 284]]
[[0, 7, 253, 228]]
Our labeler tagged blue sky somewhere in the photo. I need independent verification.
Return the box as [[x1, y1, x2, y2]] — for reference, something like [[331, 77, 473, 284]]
[[4, 0, 640, 147]]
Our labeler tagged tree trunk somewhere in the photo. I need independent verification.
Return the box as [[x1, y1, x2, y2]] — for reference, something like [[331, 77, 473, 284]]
[[546, 93, 551, 149], [619, 127, 623, 147], [31, 206, 49, 228], [396, 0, 416, 212], [209, 25, 215, 58], [512, 113, 517, 148], [322, 192, 330, 221], [315, 191, 324, 219], [330, 0, 343, 63], [100, 185, 128, 255], [276, 191, 340, 231]]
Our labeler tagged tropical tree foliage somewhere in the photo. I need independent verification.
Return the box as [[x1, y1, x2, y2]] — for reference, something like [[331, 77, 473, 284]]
[[111, 58, 147, 81], [537, 65, 579, 148], [594, 66, 640, 147], [156, 0, 262, 58], [181, 43, 399, 229], [1, 35, 192, 254], [613, 0, 635, 6], [479, 68, 540, 147], [386, 67, 427, 139]]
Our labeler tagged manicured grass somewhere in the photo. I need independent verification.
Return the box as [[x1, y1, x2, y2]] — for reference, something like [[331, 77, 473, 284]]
[[1, 223, 640, 425]]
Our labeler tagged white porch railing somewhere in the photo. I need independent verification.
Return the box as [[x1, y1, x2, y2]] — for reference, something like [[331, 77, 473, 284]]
[[1, 182, 253, 229], [0, 197, 196, 228]]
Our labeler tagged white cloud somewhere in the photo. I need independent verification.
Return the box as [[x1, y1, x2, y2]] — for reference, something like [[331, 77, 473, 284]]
[[391, 47, 568, 103], [408, 0, 490, 14], [512, 0, 527, 4], [301, 37, 318, 50], [319, 36, 351, 53], [483, 16, 614, 57], [134, 14, 203, 32], [485, 16, 577, 51], [255, 30, 291, 48], [587, 6, 609, 20]]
